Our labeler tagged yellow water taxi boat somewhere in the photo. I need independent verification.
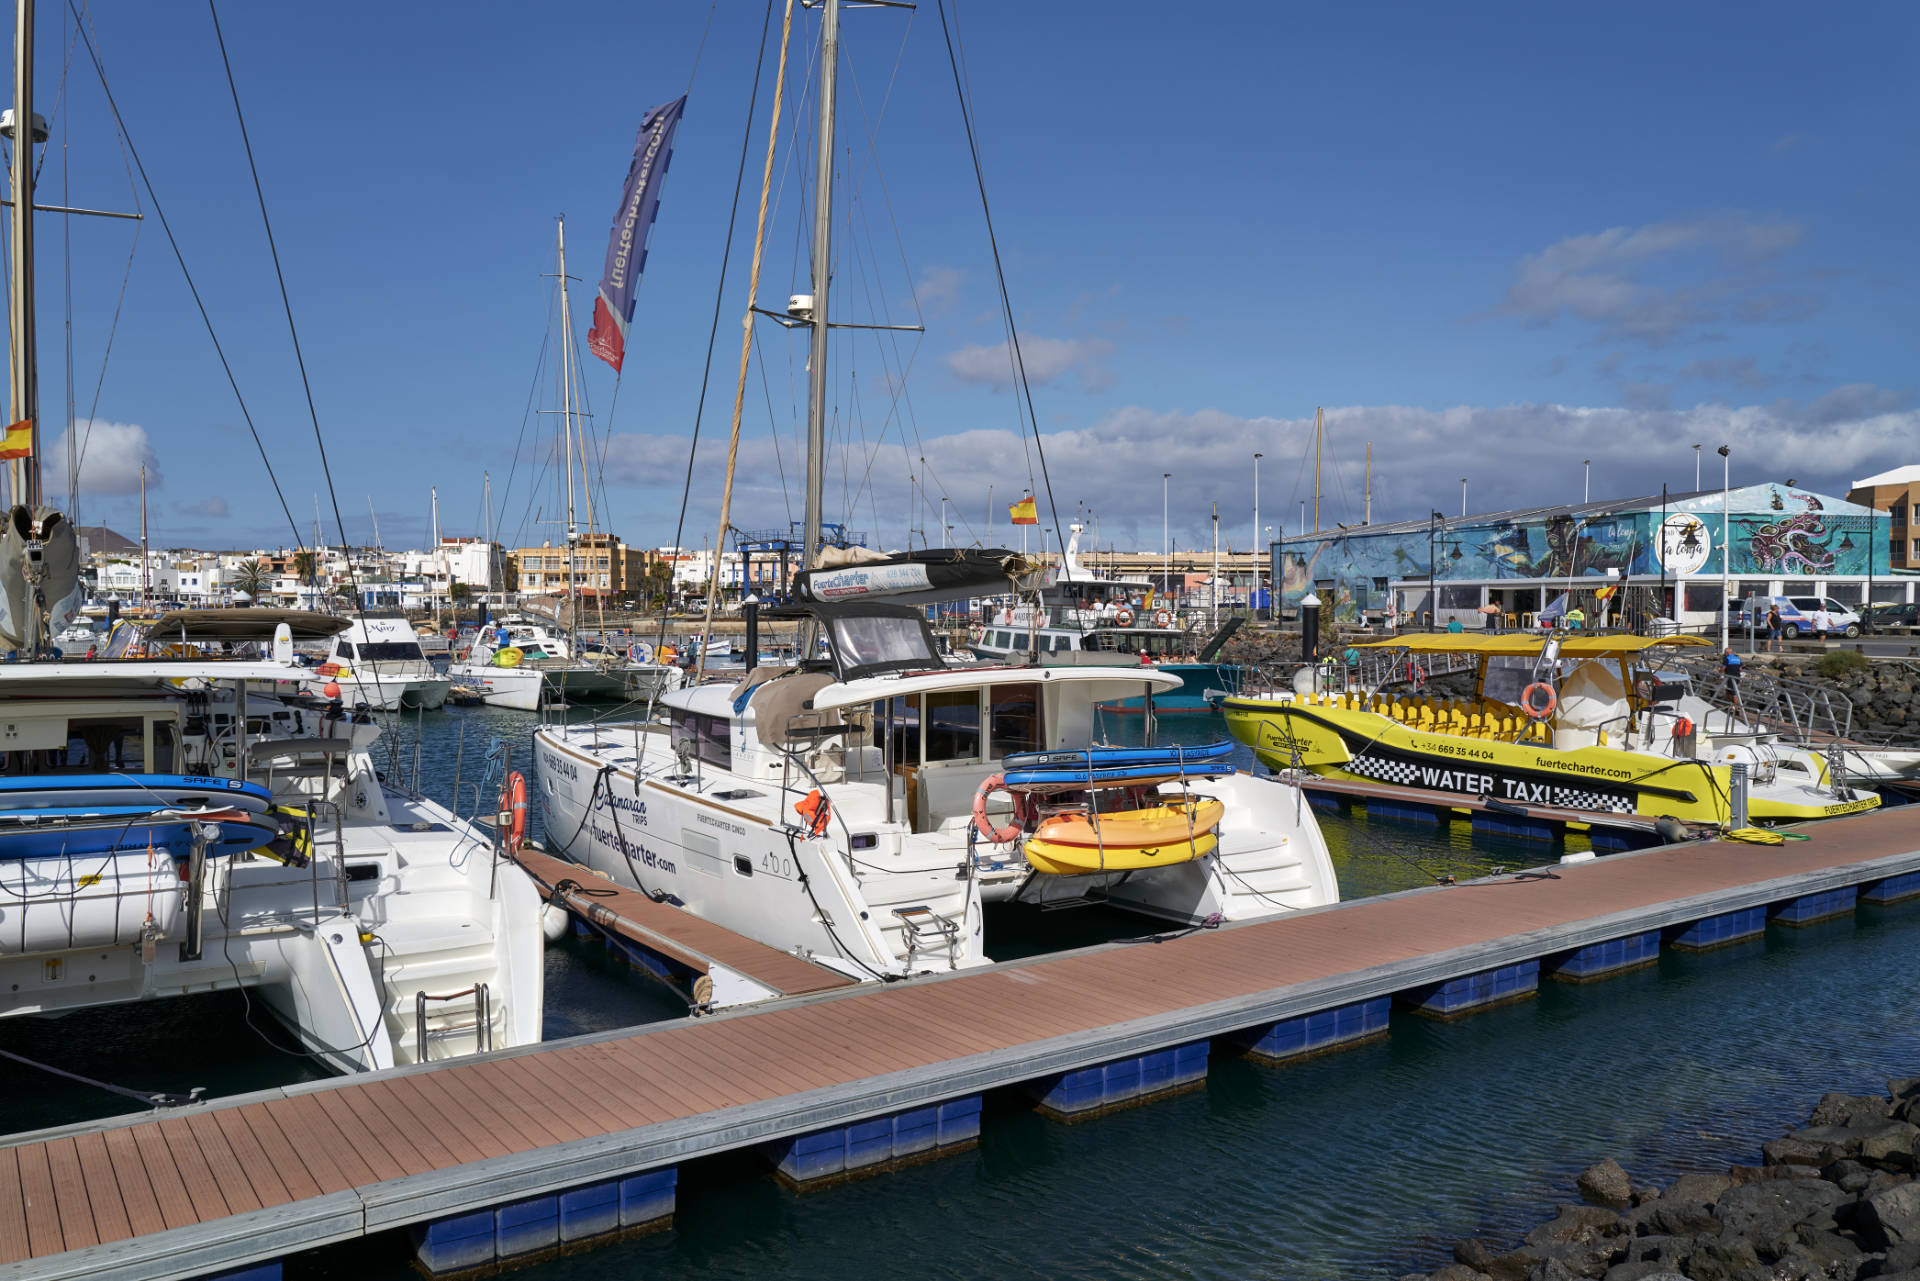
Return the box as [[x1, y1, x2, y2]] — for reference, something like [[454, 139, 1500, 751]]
[[1221, 633, 1877, 827], [1023, 797, 1225, 875]]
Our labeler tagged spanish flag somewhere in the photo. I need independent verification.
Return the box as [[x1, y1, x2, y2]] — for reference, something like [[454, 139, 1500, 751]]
[[1594, 584, 1617, 601], [1008, 495, 1038, 526], [0, 419, 29, 461]]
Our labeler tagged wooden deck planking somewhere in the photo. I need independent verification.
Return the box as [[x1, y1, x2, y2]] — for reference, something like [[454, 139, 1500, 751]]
[[233, 1108, 324, 1203], [383, 1075, 497, 1167], [13, 1143, 61, 1259], [312, 1089, 424, 1182], [67, 1134, 131, 1246], [205, 1109, 294, 1209], [0, 1148, 30, 1264], [264, 1096, 378, 1193], [163, 1117, 261, 1220], [96, 1130, 165, 1241], [7, 807, 1919, 1273], [414, 1062, 556, 1155], [127, 1122, 208, 1232], [40, 1141, 95, 1254]]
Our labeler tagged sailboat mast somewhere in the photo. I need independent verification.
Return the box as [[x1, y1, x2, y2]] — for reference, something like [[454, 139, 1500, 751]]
[[556, 219, 579, 637], [799, 0, 840, 568], [483, 469, 494, 609], [139, 464, 148, 611], [1312, 405, 1322, 534], [430, 485, 441, 630], [8, 0, 38, 506], [1364, 441, 1372, 525]]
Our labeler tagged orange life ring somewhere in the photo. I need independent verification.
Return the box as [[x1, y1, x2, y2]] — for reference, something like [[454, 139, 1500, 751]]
[[1521, 682, 1558, 720], [1672, 716, 1695, 738], [1152, 608, 1173, 628], [971, 773, 1030, 845], [500, 771, 528, 853], [1114, 607, 1135, 626]]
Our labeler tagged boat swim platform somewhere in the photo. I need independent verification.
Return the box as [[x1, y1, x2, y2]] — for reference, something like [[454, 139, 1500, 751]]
[[5, 807, 1920, 1280], [510, 846, 857, 1005]]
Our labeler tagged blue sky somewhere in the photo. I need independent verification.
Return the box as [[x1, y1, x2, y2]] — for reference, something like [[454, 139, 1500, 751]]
[[24, 0, 1918, 555]]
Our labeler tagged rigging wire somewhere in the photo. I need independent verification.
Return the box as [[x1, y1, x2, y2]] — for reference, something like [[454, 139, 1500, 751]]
[[657, 0, 778, 654], [935, 0, 1066, 564], [63, 0, 303, 552]]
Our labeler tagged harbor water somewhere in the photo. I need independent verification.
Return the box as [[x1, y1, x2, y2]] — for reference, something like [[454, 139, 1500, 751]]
[[4, 701, 1917, 1280]]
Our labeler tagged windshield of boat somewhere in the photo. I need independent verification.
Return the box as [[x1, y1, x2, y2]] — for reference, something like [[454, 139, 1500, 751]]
[[829, 613, 938, 673], [342, 642, 424, 663], [1480, 655, 1535, 707]]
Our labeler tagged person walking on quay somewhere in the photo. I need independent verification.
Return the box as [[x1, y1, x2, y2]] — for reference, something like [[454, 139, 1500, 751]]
[[1766, 603, 1782, 653], [1813, 604, 1832, 644], [1565, 603, 1587, 630], [1478, 601, 1502, 632]]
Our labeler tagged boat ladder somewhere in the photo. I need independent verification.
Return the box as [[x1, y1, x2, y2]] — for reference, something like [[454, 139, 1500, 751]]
[[414, 982, 493, 1062], [892, 905, 960, 970]]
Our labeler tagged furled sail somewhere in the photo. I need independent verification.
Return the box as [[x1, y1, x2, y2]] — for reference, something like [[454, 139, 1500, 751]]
[[0, 506, 81, 652], [791, 547, 1043, 607]]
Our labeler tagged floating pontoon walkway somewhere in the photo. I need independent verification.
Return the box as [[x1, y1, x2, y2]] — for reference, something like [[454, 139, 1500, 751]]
[[6, 808, 1919, 1281], [511, 847, 856, 1003]]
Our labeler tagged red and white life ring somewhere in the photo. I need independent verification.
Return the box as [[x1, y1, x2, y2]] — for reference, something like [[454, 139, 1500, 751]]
[[971, 774, 1031, 845], [1152, 608, 1173, 628], [499, 771, 528, 854], [1113, 607, 1135, 627], [1521, 682, 1558, 720]]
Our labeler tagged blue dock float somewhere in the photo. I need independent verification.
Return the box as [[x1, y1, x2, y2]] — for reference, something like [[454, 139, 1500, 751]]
[[3, 807, 1916, 1281], [1770, 885, 1858, 926], [1234, 997, 1391, 1063], [1024, 1043, 1209, 1119], [1546, 929, 1661, 982]]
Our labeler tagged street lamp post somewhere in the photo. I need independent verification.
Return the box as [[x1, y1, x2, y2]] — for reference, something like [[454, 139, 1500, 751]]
[[1583, 459, 1591, 503], [1718, 444, 1731, 650], [1459, 478, 1468, 517], [1693, 443, 1701, 491], [1162, 472, 1171, 597], [1427, 511, 1441, 632], [1252, 452, 1262, 561]]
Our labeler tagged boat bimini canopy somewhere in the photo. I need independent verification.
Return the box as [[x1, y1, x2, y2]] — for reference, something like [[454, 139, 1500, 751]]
[[144, 608, 352, 645], [1350, 633, 1712, 658]]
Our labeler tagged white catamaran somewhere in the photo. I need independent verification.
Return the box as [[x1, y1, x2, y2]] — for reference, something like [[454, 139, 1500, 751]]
[[532, 0, 1337, 982]]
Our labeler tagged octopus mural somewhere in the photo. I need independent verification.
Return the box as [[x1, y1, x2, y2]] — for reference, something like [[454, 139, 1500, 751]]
[[1745, 511, 1837, 574]]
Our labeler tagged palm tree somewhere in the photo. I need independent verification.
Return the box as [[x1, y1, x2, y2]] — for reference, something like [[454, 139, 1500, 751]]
[[231, 560, 269, 603]]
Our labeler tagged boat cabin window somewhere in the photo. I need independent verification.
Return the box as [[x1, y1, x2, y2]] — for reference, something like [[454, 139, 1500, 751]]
[[830, 613, 936, 671], [989, 683, 1043, 757], [668, 707, 732, 770], [348, 641, 426, 662], [923, 690, 981, 763]]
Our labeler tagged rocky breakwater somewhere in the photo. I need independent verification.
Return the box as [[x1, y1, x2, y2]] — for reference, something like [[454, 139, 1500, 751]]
[[1402, 1078, 1920, 1281]]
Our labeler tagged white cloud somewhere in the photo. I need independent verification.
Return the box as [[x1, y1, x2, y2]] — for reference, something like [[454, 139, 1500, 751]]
[[176, 496, 230, 519], [593, 388, 1918, 550], [911, 266, 962, 317], [1494, 215, 1809, 344], [943, 335, 1114, 391], [41, 420, 162, 498]]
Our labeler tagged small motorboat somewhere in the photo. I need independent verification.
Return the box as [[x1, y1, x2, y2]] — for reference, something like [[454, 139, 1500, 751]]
[[1021, 796, 1226, 875]]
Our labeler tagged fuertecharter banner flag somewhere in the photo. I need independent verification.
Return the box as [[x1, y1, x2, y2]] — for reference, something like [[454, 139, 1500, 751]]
[[1008, 496, 1038, 525], [588, 96, 687, 374]]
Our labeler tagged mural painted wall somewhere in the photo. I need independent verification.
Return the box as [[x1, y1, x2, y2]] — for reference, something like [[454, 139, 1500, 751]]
[[1275, 484, 1889, 620]]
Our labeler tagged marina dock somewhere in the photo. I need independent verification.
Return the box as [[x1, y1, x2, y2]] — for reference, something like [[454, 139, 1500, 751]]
[[510, 847, 856, 1004], [5, 807, 1919, 1281]]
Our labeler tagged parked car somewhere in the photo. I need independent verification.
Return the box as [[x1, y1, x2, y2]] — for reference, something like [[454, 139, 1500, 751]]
[[1734, 595, 1863, 639], [1866, 600, 1919, 628]]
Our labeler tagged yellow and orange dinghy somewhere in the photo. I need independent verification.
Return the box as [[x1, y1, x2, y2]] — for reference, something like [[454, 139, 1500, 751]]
[[1022, 796, 1225, 875]]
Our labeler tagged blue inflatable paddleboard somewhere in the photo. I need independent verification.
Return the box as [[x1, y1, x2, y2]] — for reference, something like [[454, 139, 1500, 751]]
[[0, 807, 283, 861], [0, 774, 273, 816], [1002, 741, 1236, 791]]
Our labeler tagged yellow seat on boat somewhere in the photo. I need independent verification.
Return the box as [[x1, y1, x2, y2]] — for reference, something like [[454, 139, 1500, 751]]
[[1022, 797, 1225, 876]]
